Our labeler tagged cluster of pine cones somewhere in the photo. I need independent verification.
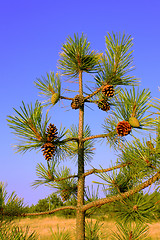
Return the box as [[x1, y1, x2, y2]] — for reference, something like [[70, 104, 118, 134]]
[[71, 95, 84, 110], [116, 121, 132, 137], [41, 123, 58, 161], [98, 85, 114, 112]]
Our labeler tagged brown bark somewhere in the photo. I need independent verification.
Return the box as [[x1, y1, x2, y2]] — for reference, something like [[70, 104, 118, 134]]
[[22, 206, 76, 217], [83, 163, 128, 177], [82, 133, 110, 142], [76, 70, 85, 240]]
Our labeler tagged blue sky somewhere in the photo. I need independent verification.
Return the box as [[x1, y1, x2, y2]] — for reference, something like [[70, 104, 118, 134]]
[[0, 0, 160, 206]]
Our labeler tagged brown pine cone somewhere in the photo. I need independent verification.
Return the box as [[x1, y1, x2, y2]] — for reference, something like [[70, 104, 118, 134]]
[[116, 121, 132, 136], [61, 189, 70, 202], [102, 85, 114, 97], [41, 142, 56, 161], [98, 100, 110, 111], [71, 95, 84, 109], [46, 123, 58, 142], [71, 101, 79, 109]]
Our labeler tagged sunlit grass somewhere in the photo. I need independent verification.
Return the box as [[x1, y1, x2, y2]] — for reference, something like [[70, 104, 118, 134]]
[[13, 216, 160, 240]]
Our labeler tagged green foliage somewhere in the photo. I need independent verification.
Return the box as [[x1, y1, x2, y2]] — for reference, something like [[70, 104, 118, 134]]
[[66, 124, 95, 163], [49, 192, 63, 209], [154, 192, 160, 218], [32, 161, 77, 202], [50, 225, 72, 240], [3, 196, 26, 217], [35, 71, 61, 107], [7, 101, 49, 153], [95, 32, 137, 87], [29, 192, 63, 213], [0, 182, 28, 218], [85, 219, 107, 240], [102, 115, 124, 150], [58, 33, 100, 78], [32, 198, 50, 213], [85, 185, 100, 202], [84, 185, 101, 218], [85, 191, 160, 221], [0, 183, 6, 211], [95, 167, 134, 196], [112, 193, 157, 224], [118, 137, 159, 179], [113, 87, 152, 129], [0, 183, 35, 238], [32, 160, 58, 188], [0, 221, 38, 240], [111, 222, 151, 240], [7, 101, 68, 160], [149, 87, 160, 113], [52, 166, 77, 202], [156, 117, 160, 152], [149, 92, 160, 156], [101, 87, 152, 149], [61, 197, 76, 217]]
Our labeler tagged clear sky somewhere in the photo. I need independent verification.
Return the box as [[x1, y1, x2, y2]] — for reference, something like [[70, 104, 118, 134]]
[[0, 0, 160, 206]]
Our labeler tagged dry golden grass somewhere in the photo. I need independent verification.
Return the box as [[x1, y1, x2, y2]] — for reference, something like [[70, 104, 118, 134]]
[[14, 216, 160, 239], [15, 216, 76, 240]]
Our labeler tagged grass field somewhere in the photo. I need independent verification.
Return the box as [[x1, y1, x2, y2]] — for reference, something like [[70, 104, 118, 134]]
[[14, 216, 160, 239]]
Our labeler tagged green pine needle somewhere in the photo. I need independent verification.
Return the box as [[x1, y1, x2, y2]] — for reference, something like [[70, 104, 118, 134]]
[[95, 32, 138, 87], [58, 33, 100, 78], [7, 101, 50, 153], [65, 124, 95, 163], [111, 222, 150, 240], [35, 71, 61, 107]]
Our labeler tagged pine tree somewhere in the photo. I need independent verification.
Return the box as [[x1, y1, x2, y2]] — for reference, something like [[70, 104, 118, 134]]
[[7, 33, 160, 240]]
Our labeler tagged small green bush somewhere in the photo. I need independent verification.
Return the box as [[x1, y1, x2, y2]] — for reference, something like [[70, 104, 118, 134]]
[[0, 221, 38, 240], [50, 225, 72, 240], [85, 219, 107, 240]]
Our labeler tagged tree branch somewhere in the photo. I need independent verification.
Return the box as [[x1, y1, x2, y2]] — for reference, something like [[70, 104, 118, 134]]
[[32, 174, 78, 188], [22, 205, 76, 217], [85, 100, 98, 103], [59, 137, 79, 144], [82, 171, 160, 212], [54, 174, 78, 182], [84, 85, 104, 101], [83, 163, 128, 178], [60, 96, 73, 101], [82, 133, 110, 142]]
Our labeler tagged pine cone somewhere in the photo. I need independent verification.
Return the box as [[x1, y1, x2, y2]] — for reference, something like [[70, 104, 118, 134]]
[[102, 85, 114, 97], [46, 123, 58, 142], [116, 121, 132, 136], [71, 101, 79, 109], [51, 93, 59, 105], [71, 95, 84, 110], [41, 123, 58, 161], [41, 142, 56, 161], [98, 100, 110, 111], [61, 189, 70, 202]]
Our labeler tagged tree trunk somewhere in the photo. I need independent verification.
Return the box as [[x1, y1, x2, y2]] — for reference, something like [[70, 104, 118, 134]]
[[76, 70, 85, 240], [76, 173, 85, 239]]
